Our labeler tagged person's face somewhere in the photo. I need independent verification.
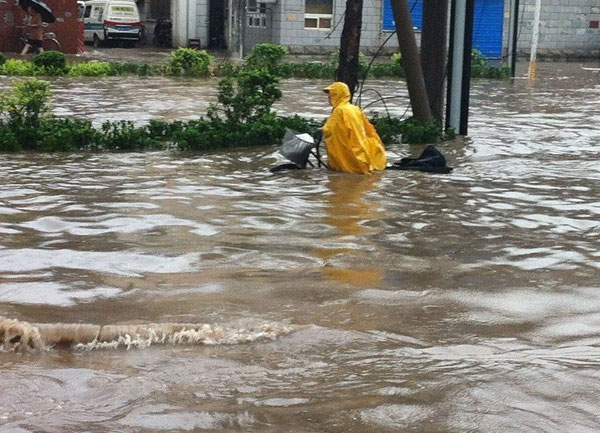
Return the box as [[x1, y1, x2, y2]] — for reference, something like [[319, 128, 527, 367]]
[[327, 91, 332, 106]]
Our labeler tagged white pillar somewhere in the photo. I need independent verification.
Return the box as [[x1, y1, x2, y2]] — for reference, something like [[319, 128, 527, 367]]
[[528, 0, 542, 80], [448, 0, 466, 131], [446, 0, 475, 136], [172, 0, 190, 47]]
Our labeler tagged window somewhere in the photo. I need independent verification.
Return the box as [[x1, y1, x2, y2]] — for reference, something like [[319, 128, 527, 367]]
[[247, 0, 267, 28], [305, 0, 333, 29], [92, 6, 104, 20], [84, 5, 92, 18]]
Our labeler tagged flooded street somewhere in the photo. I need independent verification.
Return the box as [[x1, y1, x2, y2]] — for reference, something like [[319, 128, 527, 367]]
[[1, 62, 600, 432]]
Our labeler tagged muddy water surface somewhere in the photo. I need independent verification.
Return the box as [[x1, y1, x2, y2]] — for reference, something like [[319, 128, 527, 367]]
[[1, 63, 600, 432]]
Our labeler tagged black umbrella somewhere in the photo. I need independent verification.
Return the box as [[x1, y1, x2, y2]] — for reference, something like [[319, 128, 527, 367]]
[[19, 0, 55, 23]]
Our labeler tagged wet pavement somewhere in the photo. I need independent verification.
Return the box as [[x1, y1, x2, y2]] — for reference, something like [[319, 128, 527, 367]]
[[1, 62, 600, 433]]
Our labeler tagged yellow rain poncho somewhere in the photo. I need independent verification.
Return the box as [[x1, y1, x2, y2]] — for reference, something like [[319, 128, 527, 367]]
[[322, 82, 386, 174]]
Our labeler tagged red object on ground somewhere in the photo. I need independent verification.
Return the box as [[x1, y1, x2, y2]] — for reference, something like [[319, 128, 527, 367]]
[[0, 0, 80, 54]]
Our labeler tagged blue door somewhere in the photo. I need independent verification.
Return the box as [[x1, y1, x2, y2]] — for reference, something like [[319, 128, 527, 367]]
[[382, 0, 504, 58]]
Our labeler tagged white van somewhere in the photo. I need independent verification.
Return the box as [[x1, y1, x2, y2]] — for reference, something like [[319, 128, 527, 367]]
[[83, 0, 141, 47]]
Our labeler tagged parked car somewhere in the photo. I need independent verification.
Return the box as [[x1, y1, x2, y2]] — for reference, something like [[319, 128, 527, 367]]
[[82, 0, 141, 47]]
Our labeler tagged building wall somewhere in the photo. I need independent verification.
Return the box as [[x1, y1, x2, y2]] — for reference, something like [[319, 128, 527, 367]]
[[196, 0, 209, 46], [504, 0, 600, 59], [271, 0, 400, 55], [191, 0, 600, 59]]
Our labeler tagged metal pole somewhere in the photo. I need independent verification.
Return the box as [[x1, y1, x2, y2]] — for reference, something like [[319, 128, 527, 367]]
[[421, 0, 449, 122], [507, 0, 519, 77], [528, 0, 541, 80], [445, 0, 475, 135]]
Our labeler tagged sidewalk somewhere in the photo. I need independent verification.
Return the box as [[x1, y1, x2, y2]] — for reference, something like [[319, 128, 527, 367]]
[[2, 44, 349, 65]]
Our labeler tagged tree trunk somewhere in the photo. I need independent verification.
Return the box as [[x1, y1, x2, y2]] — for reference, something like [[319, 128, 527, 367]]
[[390, 0, 432, 124], [337, 0, 363, 98], [421, 0, 448, 122]]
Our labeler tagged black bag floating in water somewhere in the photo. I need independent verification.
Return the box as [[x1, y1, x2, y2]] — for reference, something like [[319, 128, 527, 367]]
[[388, 145, 453, 174]]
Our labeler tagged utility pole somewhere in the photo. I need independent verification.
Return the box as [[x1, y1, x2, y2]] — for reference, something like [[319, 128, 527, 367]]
[[337, 0, 363, 97], [507, 0, 520, 77], [421, 0, 449, 122], [528, 0, 542, 80], [390, 0, 432, 124]]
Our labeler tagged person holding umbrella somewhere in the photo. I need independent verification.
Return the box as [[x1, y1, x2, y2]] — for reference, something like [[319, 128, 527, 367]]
[[19, 0, 55, 55]]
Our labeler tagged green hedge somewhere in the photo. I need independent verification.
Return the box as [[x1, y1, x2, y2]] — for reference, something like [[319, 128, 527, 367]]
[[0, 45, 510, 80], [0, 71, 449, 153]]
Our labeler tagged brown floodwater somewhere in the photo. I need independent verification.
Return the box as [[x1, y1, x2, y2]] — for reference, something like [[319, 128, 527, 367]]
[[1, 62, 600, 432]]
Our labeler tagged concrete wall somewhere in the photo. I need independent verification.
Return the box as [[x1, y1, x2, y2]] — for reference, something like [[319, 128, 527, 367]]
[[504, 0, 600, 59], [196, 0, 209, 47]]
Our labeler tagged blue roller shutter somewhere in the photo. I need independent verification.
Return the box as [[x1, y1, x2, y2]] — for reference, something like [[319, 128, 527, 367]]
[[383, 0, 423, 31], [382, 0, 504, 58], [472, 0, 504, 58]]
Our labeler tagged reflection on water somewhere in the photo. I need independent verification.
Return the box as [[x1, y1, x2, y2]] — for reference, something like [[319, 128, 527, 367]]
[[317, 174, 385, 287], [1, 62, 600, 432]]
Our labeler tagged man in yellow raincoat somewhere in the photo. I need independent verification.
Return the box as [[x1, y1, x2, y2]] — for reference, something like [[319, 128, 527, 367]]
[[322, 82, 387, 174]]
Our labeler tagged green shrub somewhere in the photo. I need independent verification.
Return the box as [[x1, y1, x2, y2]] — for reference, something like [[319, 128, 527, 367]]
[[0, 59, 36, 76], [208, 67, 282, 123], [147, 119, 184, 139], [277, 61, 336, 79], [246, 43, 288, 73], [68, 61, 113, 77], [171, 113, 318, 151], [371, 115, 447, 145], [0, 125, 20, 151], [109, 61, 140, 75], [166, 48, 213, 77], [100, 120, 162, 151], [0, 79, 51, 128], [37, 118, 102, 151], [214, 61, 238, 77], [32, 51, 67, 75], [0, 53, 6, 67], [0, 78, 52, 149], [471, 49, 510, 79]]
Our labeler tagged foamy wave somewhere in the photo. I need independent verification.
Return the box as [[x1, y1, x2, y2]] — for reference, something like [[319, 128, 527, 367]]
[[0, 316, 294, 352]]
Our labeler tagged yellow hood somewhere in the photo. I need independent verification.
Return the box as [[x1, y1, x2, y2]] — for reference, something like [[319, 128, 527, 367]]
[[324, 82, 351, 108]]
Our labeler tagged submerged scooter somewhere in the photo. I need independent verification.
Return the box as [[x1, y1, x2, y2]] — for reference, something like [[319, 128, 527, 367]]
[[270, 129, 327, 172], [271, 129, 453, 174]]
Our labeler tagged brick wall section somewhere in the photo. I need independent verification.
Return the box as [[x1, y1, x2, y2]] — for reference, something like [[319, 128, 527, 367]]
[[504, 0, 600, 59], [0, 0, 80, 54], [273, 0, 401, 55]]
